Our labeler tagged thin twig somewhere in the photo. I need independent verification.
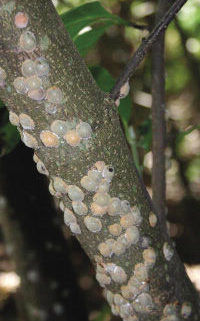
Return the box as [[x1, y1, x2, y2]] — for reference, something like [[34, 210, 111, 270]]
[[110, 0, 188, 100], [151, 0, 169, 231]]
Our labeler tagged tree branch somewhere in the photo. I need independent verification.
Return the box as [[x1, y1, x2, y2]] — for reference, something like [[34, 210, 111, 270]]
[[151, 0, 168, 232], [0, 1, 199, 320], [110, 0, 188, 101]]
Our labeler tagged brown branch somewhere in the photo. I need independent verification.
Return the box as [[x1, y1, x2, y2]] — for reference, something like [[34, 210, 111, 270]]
[[151, 0, 168, 231], [110, 0, 188, 101]]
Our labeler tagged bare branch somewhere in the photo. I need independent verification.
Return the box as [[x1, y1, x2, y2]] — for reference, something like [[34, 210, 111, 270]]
[[151, 0, 168, 231]]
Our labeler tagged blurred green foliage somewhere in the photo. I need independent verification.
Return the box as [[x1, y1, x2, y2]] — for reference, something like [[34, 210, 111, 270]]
[[176, 125, 200, 145], [178, 0, 200, 35], [61, 1, 128, 55], [186, 157, 200, 183], [93, 304, 111, 321], [61, 1, 128, 37], [0, 110, 20, 156]]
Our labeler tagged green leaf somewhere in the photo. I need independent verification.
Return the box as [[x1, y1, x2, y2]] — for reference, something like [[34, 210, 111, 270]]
[[61, 1, 127, 39], [61, 1, 128, 55], [176, 125, 200, 144], [186, 157, 200, 182], [90, 66, 132, 124], [137, 118, 152, 151], [118, 96, 132, 125], [90, 65, 115, 90], [0, 100, 4, 108], [75, 21, 113, 56], [0, 111, 20, 156], [94, 305, 111, 321], [125, 125, 142, 173]]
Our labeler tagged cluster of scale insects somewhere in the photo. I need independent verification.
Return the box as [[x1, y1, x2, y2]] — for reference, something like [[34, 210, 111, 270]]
[[46, 159, 182, 321], [47, 159, 156, 320], [1, 11, 93, 151], [0, 9, 193, 321]]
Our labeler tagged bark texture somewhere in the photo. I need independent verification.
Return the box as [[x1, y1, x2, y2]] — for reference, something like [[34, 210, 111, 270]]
[[0, 1, 199, 320], [151, 0, 168, 231]]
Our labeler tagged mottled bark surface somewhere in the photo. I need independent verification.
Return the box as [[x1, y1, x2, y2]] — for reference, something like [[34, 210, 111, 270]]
[[0, 1, 199, 320]]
